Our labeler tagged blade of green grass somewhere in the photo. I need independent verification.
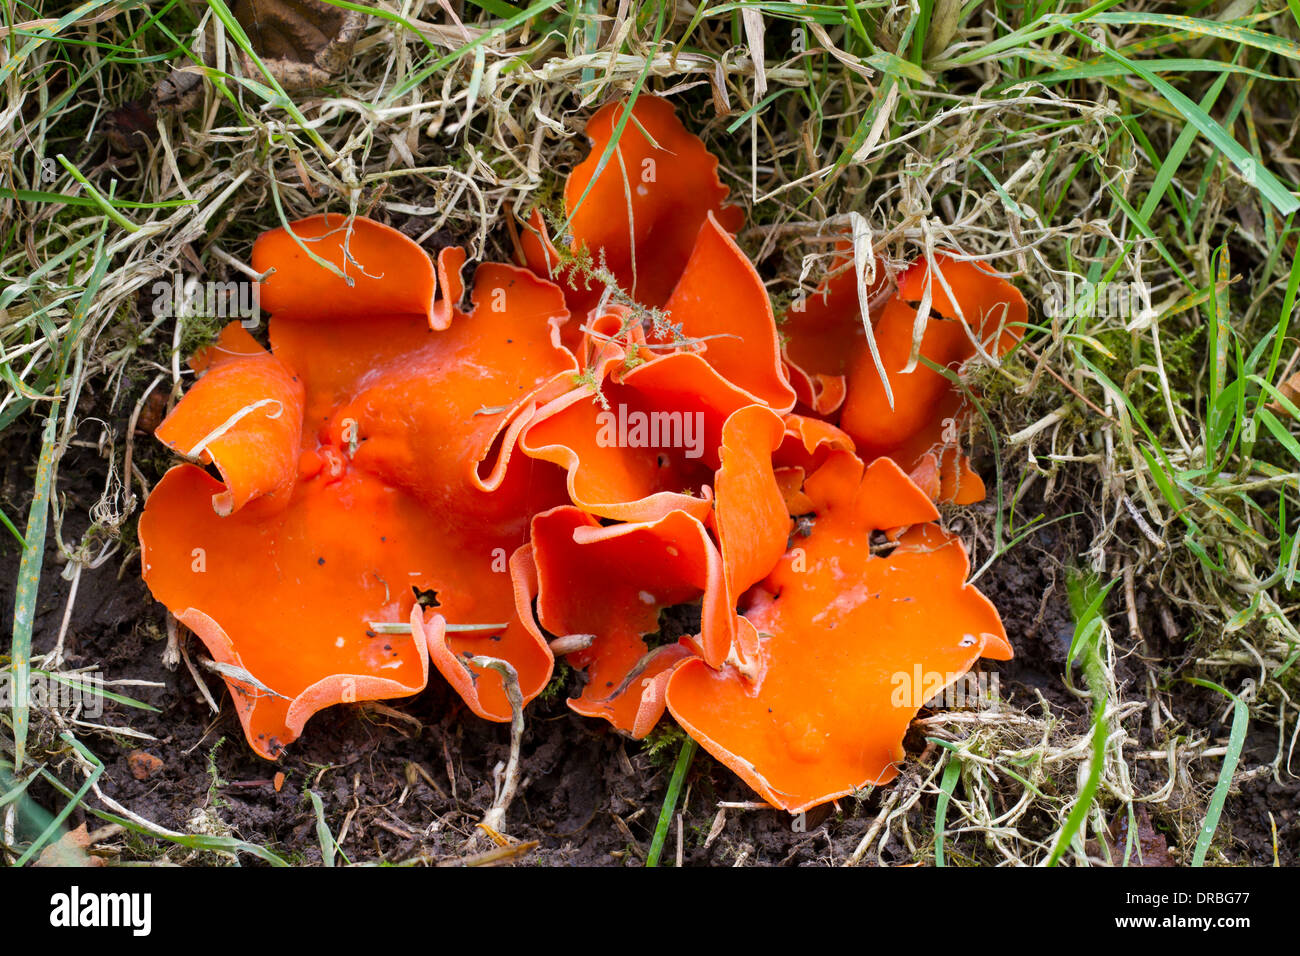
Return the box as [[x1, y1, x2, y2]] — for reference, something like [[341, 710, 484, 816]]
[[645, 735, 696, 867], [1048, 569, 1116, 866], [1185, 678, 1248, 867], [392, 0, 564, 99], [1061, 25, 1299, 216], [1257, 230, 1300, 420], [0, 505, 24, 547], [33, 738, 290, 865], [54, 156, 140, 232], [0, 189, 195, 210], [934, 755, 961, 867], [1011, 56, 1288, 87], [14, 732, 101, 866], [557, 0, 667, 235], [308, 790, 340, 866], [12, 403, 60, 771], [1087, 11, 1300, 63]]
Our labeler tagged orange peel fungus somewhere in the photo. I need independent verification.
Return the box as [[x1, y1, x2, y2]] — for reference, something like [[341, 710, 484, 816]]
[[140, 98, 1022, 814]]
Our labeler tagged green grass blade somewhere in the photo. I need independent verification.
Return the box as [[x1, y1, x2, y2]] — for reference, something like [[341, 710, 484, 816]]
[[1062, 26, 1298, 215], [12, 404, 60, 771], [0, 505, 24, 547], [557, 0, 667, 235], [645, 735, 696, 867], [308, 790, 339, 866], [1048, 569, 1114, 866], [1185, 679, 1248, 867], [1087, 12, 1300, 63], [14, 733, 102, 866], [934, 755, 961, 867]]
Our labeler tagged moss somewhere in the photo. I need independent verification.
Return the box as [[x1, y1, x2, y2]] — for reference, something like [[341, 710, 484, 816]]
[[204, 737, 230, 812], [538, 659, 574, 704], [640, 722, 689, 768], [1091, 323, 1204, 441]]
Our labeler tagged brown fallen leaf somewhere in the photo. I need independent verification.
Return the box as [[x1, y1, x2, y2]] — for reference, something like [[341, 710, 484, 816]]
[[128, 750, 165, 781], [104, 0, 363, 154], [1273, 368, 1300, 416], [233, 0, 366, 89], [35, 823, 103, 867], [1086, 806, 1176, 866]]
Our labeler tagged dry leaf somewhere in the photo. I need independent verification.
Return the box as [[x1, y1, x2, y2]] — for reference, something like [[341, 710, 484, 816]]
[[233, 0, 366, 89], [1273, 368, 1300, 416], [34, 824, 103, 867], [924, 0, 963, 61], [1086, 806, 1176, 866], [128, 750, 165, 781]]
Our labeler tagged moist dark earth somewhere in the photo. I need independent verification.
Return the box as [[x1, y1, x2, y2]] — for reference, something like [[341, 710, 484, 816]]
[[1, 388, 1294, 867]]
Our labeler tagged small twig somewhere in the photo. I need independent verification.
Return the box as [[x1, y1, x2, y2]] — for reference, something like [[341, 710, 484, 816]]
[[200, 658, 290, 701], [1016, 340, 1114, 421], [162, 614, 181, 670], [180, 639, 221, 715], [435, 840, 539, 867], [467, 655, 524, 836], [46, 562, 82, 668], [846, 787, 903, 866], [368, 621, 507, 634]]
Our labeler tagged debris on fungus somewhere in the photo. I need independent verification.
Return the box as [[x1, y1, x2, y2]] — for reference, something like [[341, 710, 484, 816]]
[[142, 96, 1025, 818]]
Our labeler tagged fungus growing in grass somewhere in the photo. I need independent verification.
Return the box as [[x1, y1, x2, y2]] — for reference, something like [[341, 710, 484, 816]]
[[839, 253, 1025, 504], [666, 452, 1012, 812], [527, 505, 723, 737], [141, 215, 575, 755], [780, 251, 891, 416], [517, 95, 743, 318], [519, 327, 758, 525], [141, 98, 1023, 819], [783, 250, 1027, 503]]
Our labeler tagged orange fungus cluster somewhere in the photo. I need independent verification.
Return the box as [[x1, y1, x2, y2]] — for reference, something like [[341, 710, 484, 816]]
[[140, 97, 1026, 811]]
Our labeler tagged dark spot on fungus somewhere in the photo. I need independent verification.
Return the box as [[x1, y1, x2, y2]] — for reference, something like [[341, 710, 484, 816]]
[[412, 586, 440, 607]]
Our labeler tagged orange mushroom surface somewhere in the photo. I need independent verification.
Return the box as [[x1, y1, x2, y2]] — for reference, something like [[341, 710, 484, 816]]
[[529, 505, 724, 737], [140, 464, 434, 758], [519, 344, 757, 525], [139, 99, 1021, 815], [780, 252, 890, 416], [839, 254, 1027, 503], [655, 215, 796, 412], [518, 95, 743, 317], [666, 452, 1012, 812], [141, 215, 577, 755]]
